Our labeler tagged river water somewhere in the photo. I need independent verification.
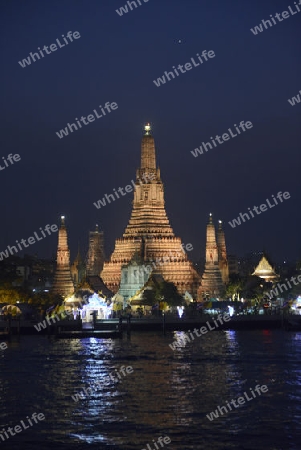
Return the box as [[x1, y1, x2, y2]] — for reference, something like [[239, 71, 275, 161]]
[[0, 329, 301, 449]]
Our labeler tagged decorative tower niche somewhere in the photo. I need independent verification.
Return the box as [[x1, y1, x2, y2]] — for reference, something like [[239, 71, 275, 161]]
[[52, 216, 74, 297]]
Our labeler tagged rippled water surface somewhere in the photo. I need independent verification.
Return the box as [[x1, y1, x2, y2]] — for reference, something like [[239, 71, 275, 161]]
[[1, 330, 301, 449]]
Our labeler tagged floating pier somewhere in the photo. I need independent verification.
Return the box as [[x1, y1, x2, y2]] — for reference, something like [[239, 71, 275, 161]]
[[55, 329, 123, 339]]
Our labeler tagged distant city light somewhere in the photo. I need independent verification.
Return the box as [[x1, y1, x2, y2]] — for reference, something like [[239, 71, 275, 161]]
[[292, 296, 301, 315], [177, 306, 184, 318], [228, 306, 234, 317]]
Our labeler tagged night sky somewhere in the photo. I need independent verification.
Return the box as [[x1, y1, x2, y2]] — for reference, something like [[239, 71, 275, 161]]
[[1, 0, 300, 265]]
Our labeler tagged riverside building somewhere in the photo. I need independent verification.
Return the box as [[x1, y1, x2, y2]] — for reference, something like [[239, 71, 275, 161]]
[[252, 254, 279, 282]]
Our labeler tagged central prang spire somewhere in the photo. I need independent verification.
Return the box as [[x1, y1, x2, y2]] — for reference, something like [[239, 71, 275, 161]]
[[140, 123, 156, 171], [101, 124, 201, 296]]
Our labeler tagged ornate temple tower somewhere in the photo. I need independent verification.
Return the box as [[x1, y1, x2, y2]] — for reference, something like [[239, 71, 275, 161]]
[[101, 124, 201, 296], [217, 220, 229, 284], [200, 214, 225, 298], [86, 224, 105, 276], [52, 216, 74, 297]]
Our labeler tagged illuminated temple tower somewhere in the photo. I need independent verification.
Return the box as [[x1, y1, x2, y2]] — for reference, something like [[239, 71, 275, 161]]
[[52, 216, 74, 297], [200, 214, 225, 298], [217, 220, 229, 284], [101, 124, 201, 296]]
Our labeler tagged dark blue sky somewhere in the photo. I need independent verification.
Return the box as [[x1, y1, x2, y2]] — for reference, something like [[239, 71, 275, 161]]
[[0, 0, 300, 265]]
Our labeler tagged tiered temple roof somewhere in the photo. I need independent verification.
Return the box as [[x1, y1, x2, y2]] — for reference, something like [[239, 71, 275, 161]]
[[252, 255, 279, 282]]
